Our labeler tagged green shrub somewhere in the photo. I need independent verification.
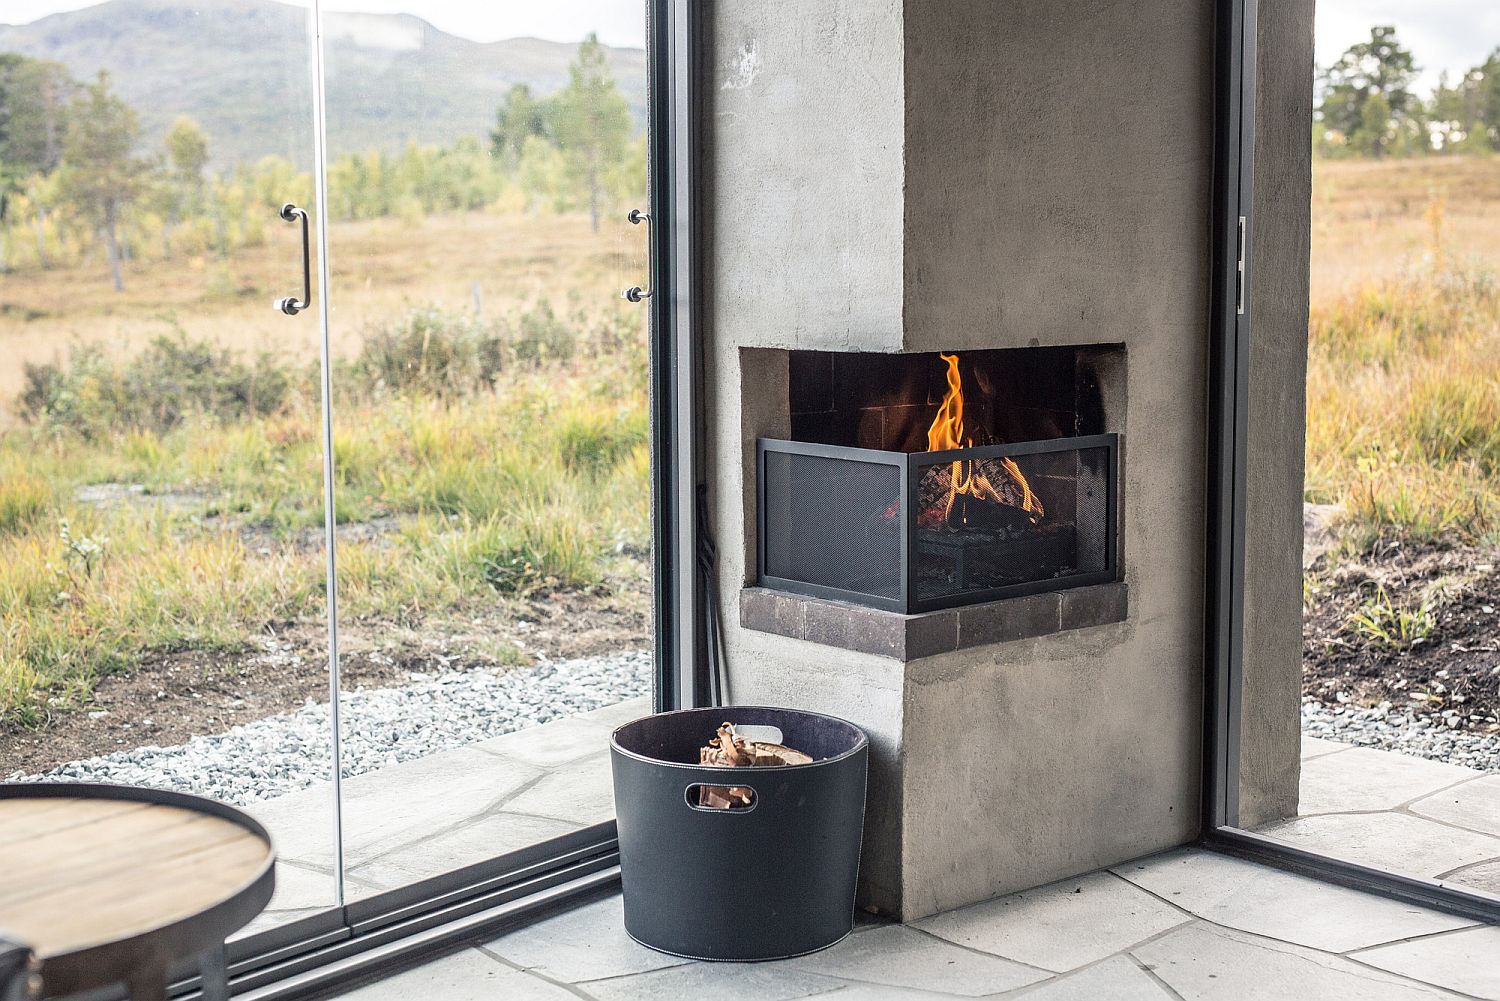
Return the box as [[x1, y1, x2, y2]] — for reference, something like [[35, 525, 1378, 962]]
[[349, 305, 505, 397], [19, 335, 297, 437]]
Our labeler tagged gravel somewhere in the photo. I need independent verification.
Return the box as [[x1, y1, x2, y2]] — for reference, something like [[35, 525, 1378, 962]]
[[12, 650, 651, 807], [1302, 697, 1500, 773]]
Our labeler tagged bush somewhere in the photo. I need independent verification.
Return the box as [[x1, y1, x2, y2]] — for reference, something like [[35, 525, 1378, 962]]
[[19, 335, 298, 437], [348, 305, 506, 397]]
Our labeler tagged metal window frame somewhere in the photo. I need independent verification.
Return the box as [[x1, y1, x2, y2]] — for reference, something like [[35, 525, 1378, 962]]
[[135, 3, 708, 997], [1201, 0, 1500, 925]]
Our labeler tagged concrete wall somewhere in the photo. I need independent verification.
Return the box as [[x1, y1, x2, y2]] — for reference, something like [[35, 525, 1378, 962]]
[[705, 0, 907, 353], [896, 0, 1213, 915], [902, 0, 1214, 354], [1238, 0, 1315, 826], [705, 0, 911, 904]]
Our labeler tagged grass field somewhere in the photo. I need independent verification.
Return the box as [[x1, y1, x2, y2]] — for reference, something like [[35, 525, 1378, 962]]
[[1, 210, 650, 727], [1307, 157, 1500, 546]]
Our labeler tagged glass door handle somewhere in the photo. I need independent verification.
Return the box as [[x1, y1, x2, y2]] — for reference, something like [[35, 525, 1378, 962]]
[[274, 203, 311, 316], [621, 208, 653, 302]]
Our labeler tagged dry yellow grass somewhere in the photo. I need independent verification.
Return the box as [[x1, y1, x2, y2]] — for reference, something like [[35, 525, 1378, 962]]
[[0, 210, 644, 422], [1308, 156, 1500, 545], [1312, 156, 1500, 303]]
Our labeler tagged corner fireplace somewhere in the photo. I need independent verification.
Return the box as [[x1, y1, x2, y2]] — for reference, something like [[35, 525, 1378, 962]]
[[756, 348, 1123, 615]]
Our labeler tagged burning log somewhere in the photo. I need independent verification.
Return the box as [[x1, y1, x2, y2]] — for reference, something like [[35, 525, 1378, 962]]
[[920, 354, 1045, 530], [697, 722, 812, 809]]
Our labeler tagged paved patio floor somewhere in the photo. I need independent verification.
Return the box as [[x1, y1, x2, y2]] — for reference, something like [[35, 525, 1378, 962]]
[[1259, 735, 1500, 896], [227, 692, 1500, 995], [329, 845, 1499, 1000]]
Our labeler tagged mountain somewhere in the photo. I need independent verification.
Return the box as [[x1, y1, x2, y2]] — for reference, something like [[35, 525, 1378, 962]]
[[0, 0, 647, 167]]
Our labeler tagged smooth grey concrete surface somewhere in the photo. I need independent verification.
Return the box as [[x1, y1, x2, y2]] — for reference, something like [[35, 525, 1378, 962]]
[[1237, 0, 1316, 827], [701, 0, 1277, 919], [328, 848, 1487, 1001], [706, 0, 906, 353]]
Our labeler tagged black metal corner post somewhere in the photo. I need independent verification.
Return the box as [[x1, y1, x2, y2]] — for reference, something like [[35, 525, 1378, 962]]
[[648, 0, 709, 712], [1203, 0, 1255, 834]]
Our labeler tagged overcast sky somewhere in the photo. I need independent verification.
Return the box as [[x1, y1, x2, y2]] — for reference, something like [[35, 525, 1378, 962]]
[[0, 0, 647, 48], [6, 0, 1496, 95], [1317, 0, 1500, 94]]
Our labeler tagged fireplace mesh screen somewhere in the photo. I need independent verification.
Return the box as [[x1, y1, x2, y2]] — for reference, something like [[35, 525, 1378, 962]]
[[758, 435, 1118, 613], [912, 443, 1111, 606], [761, 449, 902, 601]]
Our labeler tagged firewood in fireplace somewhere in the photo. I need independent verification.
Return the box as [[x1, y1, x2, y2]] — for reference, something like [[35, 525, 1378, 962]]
[[697, 722, 812, 809]]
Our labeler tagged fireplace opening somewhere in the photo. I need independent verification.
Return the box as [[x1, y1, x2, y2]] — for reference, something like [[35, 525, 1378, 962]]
[[757, 347, 1123, 614]]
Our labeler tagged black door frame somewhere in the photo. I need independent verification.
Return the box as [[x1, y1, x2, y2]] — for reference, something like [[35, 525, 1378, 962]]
[[1201, 0, 1500, 925]]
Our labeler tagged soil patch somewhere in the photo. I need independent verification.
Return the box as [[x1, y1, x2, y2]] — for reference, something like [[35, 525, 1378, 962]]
[[1, 569, 650, 776], [1303, 537, 1500, 732]]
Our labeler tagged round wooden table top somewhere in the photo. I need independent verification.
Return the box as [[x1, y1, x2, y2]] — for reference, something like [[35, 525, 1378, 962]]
[[0, 784, 275, 996]]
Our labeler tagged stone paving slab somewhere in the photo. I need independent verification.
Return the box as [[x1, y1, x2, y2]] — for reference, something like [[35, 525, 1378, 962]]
[[250, 745, 543, 870], [1022, 955, 1176, 1000], [1113, 849, 1475, 952], [348, 811, 583, 893], [482, 894, 688, 983], [1133, 922, 1460, 1000], [581, 961, 835, 1001], [913, 870, 1187, 973], [329, 846, 1486, 1001], [1352, 925, 1500, 1001], [1258, 811, 1500, 877], [1301, 735, 1355, 760], [1297, 747, 1481, 815], [498, 751, 616, 827], [786, 924, 1048, 996], [1446, 858, 1500, 895], [1409, 774, 1500, 836], [342, 948, 573, 1001]]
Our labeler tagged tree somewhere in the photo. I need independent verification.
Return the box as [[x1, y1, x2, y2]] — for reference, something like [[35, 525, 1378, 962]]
[[1475, 49, 1500, 150], [490, 84, 552, 165], [60, 71, 149, 290], [551, 35, 631, 233], [157, 115, 209, 258], [1318, 26, 1420, 157], [0, 55, 75, 177]]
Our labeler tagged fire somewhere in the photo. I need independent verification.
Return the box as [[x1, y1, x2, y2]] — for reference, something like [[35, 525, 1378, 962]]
[[925, 353, 1044, 527]]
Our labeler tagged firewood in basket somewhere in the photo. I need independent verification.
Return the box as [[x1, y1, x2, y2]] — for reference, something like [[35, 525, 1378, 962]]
[[696, 722, 812, 809]]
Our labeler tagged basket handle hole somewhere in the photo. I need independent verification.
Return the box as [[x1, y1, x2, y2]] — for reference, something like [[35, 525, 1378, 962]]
[[686, 783, 758, 812]]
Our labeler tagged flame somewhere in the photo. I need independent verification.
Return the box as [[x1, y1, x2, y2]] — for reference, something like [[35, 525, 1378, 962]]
[[925, 353, 1044, 527]]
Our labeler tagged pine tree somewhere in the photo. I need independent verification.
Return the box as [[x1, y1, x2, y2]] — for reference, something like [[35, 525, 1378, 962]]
[[60, 71, 148, 290], [551, 35, 630, 233], [1318, 26, 1420, 157]]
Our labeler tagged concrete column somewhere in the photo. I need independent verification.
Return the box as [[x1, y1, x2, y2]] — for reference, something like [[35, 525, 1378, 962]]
[[699, 0, 1311, 918]]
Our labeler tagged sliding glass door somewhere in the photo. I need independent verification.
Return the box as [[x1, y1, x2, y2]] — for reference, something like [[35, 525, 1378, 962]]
[[1207, 0, 1500, 921], [0, 0, 340, 934], [314, 0, 653, 900], [1, 0, 662, 940]]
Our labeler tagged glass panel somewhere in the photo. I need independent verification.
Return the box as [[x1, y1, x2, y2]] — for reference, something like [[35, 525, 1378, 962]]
[[318, 0, 651, 897], [0, 1, 338, 934], [1245, 7, 1500, 894]]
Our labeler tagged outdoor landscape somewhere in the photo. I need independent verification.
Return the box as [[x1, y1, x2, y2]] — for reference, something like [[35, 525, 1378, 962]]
[[0, 0, 653, 782], [1297, 27, 1500, 770], [0, 12, 1497, 794]]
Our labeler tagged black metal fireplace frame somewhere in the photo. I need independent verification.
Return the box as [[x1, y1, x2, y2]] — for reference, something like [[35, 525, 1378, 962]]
[[757, 433, 1119, 614]]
